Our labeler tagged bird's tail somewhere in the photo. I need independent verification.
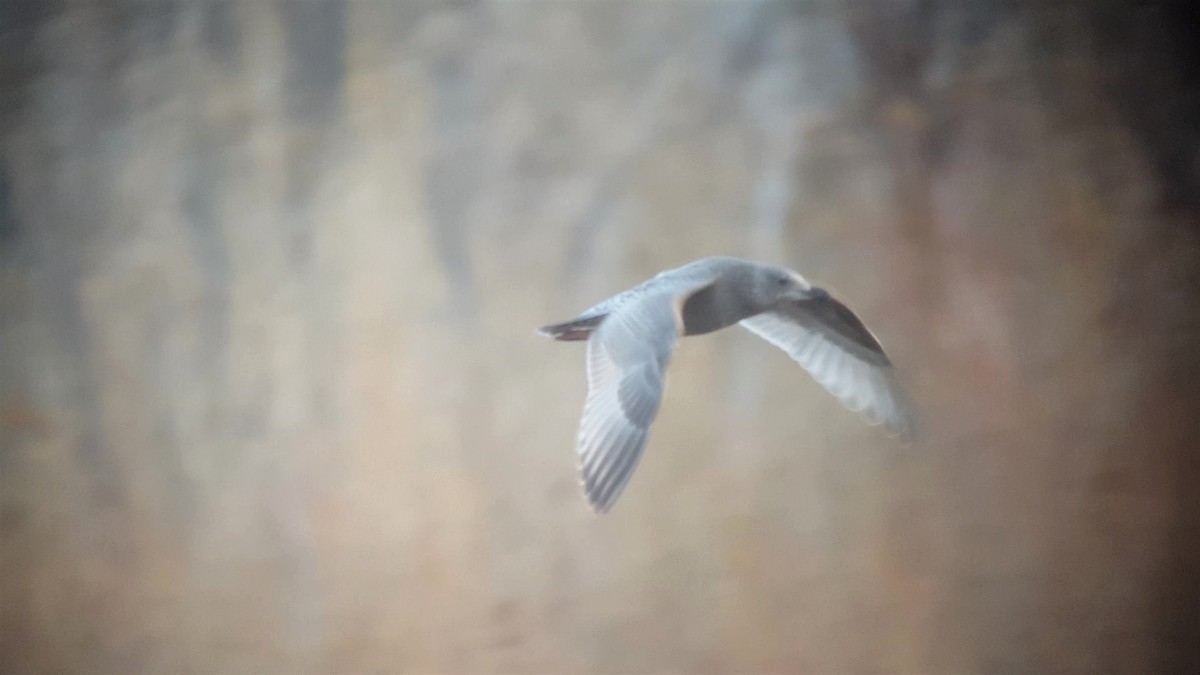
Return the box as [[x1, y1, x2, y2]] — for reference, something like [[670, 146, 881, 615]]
[[536, 314, 607, 341]]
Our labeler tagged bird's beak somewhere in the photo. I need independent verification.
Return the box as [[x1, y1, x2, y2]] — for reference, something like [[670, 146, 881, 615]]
[[803, 286, 831, 302], [786, 273, 813, 300]]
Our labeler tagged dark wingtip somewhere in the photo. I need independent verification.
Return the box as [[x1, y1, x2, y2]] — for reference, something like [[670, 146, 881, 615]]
[[579, 474, 611, 515], [587, 493, 615, 515]]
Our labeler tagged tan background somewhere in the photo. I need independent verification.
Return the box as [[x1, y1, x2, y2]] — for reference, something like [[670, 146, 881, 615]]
[[2, 1, 1199, 672]]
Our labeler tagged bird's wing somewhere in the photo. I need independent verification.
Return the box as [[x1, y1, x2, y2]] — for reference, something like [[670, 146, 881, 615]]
[[740, 292, 916, 439], [577, 281, 712, 512]]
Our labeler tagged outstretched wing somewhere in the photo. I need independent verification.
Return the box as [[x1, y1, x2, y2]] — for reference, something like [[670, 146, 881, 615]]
[[740, 291, 916, 439], [577, 282, 711, 512]]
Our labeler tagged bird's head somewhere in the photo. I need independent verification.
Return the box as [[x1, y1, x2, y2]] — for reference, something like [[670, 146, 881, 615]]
[[752, 264, 816, 307]]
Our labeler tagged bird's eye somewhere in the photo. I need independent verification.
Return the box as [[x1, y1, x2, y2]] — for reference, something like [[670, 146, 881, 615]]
[[777, 276, 789, 286]]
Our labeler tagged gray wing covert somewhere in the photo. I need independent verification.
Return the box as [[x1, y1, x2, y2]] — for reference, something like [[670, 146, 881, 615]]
[[575, 260, 725, 319]]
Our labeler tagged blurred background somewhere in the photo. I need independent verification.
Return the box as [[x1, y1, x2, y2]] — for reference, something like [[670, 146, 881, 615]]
[[2, 1, 1199, 672]]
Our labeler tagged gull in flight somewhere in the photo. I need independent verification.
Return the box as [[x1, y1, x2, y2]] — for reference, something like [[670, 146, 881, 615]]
[[539, 256, 915, 513]]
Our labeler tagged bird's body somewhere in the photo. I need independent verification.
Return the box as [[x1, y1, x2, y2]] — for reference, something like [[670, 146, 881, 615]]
[[542, 257, 759, 340], [539, 256, 914, 513]]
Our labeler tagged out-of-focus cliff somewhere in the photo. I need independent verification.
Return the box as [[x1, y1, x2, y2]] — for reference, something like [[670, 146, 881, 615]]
[[2, 1, 1198, 672]]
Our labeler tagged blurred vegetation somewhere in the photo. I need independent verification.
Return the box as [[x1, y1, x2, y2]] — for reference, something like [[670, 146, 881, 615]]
[[2, 1, 1198, 672]]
